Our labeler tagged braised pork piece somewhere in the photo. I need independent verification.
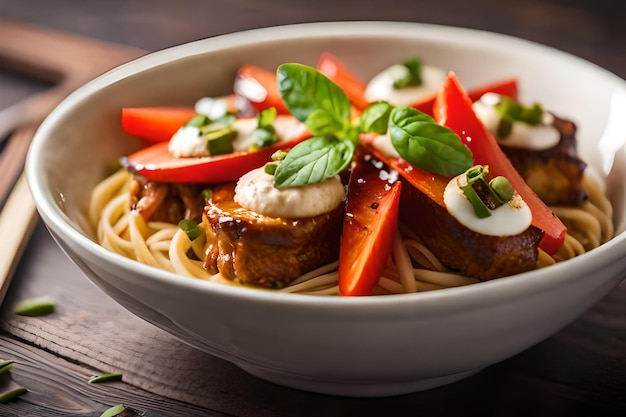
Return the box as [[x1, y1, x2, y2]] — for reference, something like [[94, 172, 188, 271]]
[[500, 116, 587, 206], [129, 178, 207, 223], [204, 183, 344, 288], [400, 178, 544, 280]]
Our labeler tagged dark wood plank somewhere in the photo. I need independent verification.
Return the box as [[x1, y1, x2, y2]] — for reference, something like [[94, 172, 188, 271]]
[[0, 335, 225, 417]]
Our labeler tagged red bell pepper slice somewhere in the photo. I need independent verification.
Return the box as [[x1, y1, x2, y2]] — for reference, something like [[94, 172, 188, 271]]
[[359, 133, 449, 208], [411, 78, 518, 116], [122, 116, 310, 183], [121, 96, 238, 143], [339, 149, 402, 296], [234, 64, 290, 114], [121, 107, 198, 143], [317, 52, 370, 111], [433, 72, 566, 254]]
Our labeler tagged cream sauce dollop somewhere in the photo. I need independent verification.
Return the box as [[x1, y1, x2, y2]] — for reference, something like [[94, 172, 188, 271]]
[[364, 64, 447, 106], [472, 93, 560, 151], [234, 167, 345, 219]]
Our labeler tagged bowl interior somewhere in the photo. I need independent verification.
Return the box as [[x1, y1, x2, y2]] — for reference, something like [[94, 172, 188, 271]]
[[27, 21, 626, 292]]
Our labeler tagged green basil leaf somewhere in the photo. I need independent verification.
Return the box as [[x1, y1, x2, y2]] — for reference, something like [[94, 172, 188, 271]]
[[274, 136, 354, 187], [277, 63, 351, 131], [389, 106, 473, 176], [305, 108, 345, 136], [360, 101, 393, 134]]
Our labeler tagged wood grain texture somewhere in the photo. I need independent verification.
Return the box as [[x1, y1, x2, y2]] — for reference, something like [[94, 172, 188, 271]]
[[0, 1, 625, 415]]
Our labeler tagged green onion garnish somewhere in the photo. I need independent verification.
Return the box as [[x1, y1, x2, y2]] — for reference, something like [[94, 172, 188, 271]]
[[89, 373, 123, 384], [461, 165, 515, 218], [495, 96, 545, 139], [14, 296, 56, 317], [393, 57, 423, 89], [178, 219, 204, 241]]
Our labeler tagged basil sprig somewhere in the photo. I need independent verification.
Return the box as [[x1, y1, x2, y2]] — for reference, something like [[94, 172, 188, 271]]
[[274, 62, 473, 186], [360, 102, 472, 176], [274, 63, 356, 187]]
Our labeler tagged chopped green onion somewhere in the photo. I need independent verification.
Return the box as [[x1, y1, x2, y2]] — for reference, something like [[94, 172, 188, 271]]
[[185, 114, 209, 128], [495, 96, 545, 139], [393, 57, 423, 89], [461, 180, 492, 219], [206, 129, 235, 155], [185, 113, 237, 155], [271, 150, 288, 161], [89, 373, 123, 384], [0, 386, 27, 404], [490, 176, 515, 203], [461, 166, 516, 218], [0, 360, 14, 374], [257, 107, 277, 129], [264, 162, 278, 176], [252, 126, 277, 149], [178, 219, 204, 241], [497, 117, 513, 139], [14, 296, 56, 317], [202, 188, 213, 202], [100, 404, 125, 417]]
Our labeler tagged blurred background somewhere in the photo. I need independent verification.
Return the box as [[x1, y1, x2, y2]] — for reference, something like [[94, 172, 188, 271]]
[[0, 0, 624, 77], [1, 0, 624, 122]]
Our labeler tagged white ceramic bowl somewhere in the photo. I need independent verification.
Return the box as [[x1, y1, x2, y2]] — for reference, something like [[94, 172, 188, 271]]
[[26, 22, 626, 397]]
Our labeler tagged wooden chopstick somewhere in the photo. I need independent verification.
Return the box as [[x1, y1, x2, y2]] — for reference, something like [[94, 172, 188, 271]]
[[0, 126, 36, 207], [0, 170, 37, 304], [0, 126, 38, 304]]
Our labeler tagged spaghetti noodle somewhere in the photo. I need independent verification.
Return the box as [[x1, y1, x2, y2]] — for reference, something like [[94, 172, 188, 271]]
[[88, 167, 614, 296]]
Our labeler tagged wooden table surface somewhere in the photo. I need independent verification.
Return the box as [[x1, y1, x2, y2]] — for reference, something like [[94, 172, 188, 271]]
[[1, 1, 625, 416]]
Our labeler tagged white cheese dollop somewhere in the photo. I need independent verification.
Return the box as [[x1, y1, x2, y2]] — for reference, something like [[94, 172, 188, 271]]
[[443, 170, 532, 236], [230, 116, 308, 152], [234, 167, 345, 219], [195, 97, 229, 120], [364, 64, 447, 106], [472, 93, 560, 151], [168, 116, 308, 158], [168, 126, 208, 158]]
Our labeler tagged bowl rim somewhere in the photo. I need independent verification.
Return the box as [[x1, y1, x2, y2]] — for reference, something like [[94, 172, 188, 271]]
[[26, 21, 626, 312]]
